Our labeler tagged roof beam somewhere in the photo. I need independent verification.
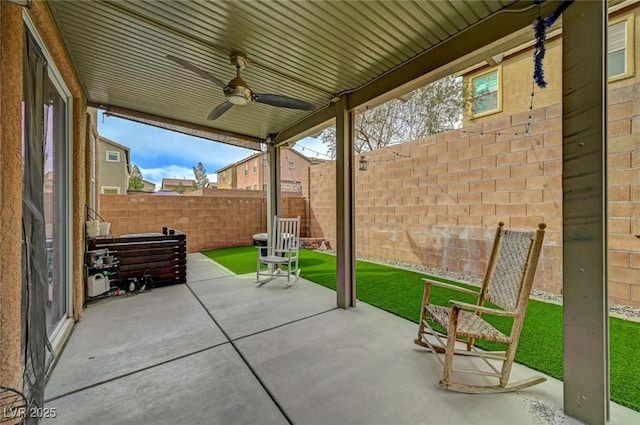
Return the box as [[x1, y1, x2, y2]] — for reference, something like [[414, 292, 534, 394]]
[[272, 0, 561, 144], [94, 103, 263, 150], [271, 103, 335, 146]]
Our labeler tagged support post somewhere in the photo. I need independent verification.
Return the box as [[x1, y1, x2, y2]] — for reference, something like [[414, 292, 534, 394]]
[[267, 143, 281, 236], [335, 97, 356, 308], [562, 2, 609, 424]]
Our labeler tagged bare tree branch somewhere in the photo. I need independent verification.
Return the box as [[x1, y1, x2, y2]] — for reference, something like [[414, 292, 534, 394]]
[[320, 75, 464, 159]]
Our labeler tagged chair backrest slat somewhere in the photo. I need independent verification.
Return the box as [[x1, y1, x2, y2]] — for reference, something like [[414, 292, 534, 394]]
[[270, 215, 300, 253]]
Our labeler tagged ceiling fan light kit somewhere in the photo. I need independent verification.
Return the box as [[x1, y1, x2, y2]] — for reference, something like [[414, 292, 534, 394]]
[[168, 53, 315, 120]]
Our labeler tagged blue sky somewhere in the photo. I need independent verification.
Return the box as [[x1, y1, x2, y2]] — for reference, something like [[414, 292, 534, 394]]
[[97, 111, 330, 187]]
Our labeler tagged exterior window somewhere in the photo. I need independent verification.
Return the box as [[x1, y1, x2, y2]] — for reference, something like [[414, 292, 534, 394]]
[[253, 184, 258, 190], [262, 157, 268, 166], [608, 15, 634, 80], [101, 186, 120, 194], [288, 161, 295, 169], [106, 151, 120, 162], [253, 160, 258, 174], [470, 67, 501, 117], [244, 163, 248, 176], [263, 184, 267, 191]]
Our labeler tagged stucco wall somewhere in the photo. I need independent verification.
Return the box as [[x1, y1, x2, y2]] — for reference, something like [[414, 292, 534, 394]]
[[0, 1, 26, 393], [98, 140, 128, 193], [305, 91, 640, 308], [98, 191, 307, 253], [0, 0, 88, 392], [463, 36, 563, 125], [463, 5, 640, 126]]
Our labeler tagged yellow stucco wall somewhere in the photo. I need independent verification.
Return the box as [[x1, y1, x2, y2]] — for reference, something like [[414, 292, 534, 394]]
[[464, 36, 563, 125], [463, 5, 640, 124]]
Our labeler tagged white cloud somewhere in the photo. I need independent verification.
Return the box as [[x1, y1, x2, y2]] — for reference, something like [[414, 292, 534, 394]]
[[98, 111, 257, 171], [140, 165, 196, 188]]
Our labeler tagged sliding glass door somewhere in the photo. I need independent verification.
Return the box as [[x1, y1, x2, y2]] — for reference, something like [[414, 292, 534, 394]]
[[43, 76, 69, 336]]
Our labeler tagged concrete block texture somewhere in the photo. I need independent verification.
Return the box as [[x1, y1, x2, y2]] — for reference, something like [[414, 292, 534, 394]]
[[99, 192, 306, 252], [304, 95, 640, 307]]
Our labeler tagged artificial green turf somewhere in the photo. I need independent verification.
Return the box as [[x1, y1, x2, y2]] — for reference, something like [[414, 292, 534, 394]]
[[202, 246, 640, 411]]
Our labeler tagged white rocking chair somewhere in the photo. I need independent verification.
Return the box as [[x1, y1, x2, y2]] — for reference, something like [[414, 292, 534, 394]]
[[256, 215, 301, 286]]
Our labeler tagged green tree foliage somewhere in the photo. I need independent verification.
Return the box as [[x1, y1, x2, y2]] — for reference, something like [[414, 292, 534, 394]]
[[320, 75, 464, 158], [174, 183, 186, 194], [192, 162, 209, 189], [128, 164, 145, 191]]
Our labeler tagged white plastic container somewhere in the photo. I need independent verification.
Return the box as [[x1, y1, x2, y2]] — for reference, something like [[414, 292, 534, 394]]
[[88, 273, 110, 297], [85, 220, 99, 237], [98, 222, 111, 236]]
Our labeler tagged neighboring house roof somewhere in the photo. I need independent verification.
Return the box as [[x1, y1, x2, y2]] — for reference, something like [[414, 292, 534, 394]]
[[161, 178, 196, 188], [215, 147, 322, 173], [99, 135, 131, 172], [142, 179, 156, 187], [99, 136, 130, 152], [153, 189, 183, 195], [215, 151, 262, 173]]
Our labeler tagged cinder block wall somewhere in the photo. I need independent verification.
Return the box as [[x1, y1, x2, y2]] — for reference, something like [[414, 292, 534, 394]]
[[305, 92, 640, 308], [98, 191, 307, 252], [607, 83, 640, 307]]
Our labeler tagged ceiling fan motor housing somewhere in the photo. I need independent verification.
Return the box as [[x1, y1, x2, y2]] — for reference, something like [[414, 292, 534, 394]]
[[225, 76, 252, 105]]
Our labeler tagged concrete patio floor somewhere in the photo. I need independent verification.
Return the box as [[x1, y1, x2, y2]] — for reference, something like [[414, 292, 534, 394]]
[[43, 253, 638, 425]]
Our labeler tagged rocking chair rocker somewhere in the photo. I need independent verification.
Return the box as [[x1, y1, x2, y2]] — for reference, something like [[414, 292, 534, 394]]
[[414, 222, 546, 393]]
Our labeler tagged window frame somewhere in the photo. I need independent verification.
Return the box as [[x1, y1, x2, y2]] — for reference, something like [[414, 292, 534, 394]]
[[101, 186, 121, 194], [288, 161, 295, 169], [608, 13, 635, 82], [469, 66, 502, 119], [106, 150, 120, 163]]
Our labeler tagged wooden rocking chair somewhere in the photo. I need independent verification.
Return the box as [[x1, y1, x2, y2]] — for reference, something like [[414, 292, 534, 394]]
[[414, 222, 546, 393], [256, 215, 301, 286]]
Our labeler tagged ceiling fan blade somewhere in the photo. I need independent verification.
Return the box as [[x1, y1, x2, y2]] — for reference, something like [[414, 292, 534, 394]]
[[253, 93, 315, 111], [208, 102, 233, 120], [166, 55, 228, 89]]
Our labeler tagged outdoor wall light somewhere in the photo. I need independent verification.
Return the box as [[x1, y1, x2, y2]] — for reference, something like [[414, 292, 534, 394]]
[[358, 155, 368, 171]]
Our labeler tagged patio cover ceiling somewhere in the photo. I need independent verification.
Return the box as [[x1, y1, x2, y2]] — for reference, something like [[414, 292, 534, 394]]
[[47, 0, 562, 149]]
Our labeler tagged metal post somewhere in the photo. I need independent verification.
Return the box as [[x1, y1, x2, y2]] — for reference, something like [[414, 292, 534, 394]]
[[562, 2, 609, 423], [335, 96, 355, 308], [267, 143, 281, 236]]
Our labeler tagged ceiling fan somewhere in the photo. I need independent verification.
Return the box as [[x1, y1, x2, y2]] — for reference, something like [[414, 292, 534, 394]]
[[167, 53, 316, 120]]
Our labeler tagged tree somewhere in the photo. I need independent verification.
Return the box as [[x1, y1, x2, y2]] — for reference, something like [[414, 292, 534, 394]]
[[174, 183, 186, 194], [320, 75, 464, 158], [128, 164, 145, 191], [192, 162, 209, 189]]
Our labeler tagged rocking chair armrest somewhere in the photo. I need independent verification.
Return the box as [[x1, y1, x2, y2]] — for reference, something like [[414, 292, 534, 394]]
[[449, 300, 517, 317], [422, 278, 479, 296]]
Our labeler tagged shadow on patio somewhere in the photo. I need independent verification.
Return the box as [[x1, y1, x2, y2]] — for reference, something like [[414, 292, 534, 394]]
[[42, 254, 638, 425]]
